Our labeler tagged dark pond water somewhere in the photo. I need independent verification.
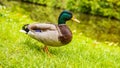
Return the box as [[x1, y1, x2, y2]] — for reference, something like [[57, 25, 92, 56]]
[[5, 1, 120, 44]]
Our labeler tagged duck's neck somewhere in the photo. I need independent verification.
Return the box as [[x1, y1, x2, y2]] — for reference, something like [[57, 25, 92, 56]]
[[58, 19, 66, 25]]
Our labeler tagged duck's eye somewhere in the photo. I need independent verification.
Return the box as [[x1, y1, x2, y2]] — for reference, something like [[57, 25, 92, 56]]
[[65, 16, 72, 20]]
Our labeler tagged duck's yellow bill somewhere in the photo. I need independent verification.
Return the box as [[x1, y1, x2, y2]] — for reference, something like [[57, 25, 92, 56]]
[[71, 17, 80, 23]]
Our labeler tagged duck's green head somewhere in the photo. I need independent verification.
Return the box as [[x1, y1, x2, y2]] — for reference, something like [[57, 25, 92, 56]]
[[58, 10, 80, 24]]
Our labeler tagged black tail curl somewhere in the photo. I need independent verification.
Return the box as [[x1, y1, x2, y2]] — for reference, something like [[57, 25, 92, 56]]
[[22, 24, 29, 34]]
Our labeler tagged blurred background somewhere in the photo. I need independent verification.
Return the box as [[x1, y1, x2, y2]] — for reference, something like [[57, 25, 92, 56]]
[[0, 0, 120, 44]]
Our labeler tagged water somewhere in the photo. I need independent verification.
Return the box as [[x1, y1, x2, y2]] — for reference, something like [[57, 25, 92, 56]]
[[6, 1, 120, 43]]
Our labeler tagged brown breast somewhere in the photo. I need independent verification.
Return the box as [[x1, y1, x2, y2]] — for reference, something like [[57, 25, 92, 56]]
[[58, 25, 72, 44]]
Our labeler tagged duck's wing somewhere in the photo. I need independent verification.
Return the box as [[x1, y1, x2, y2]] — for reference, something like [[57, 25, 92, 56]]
[[27, 23, 64, 46], [28, 23, 57, 32]]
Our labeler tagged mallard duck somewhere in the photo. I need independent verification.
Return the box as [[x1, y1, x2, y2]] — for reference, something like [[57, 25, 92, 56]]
[[20, 10, 80, 53]]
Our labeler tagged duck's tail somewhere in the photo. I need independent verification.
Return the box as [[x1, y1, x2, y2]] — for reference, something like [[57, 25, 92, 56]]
[[20, 24, 29, 34]]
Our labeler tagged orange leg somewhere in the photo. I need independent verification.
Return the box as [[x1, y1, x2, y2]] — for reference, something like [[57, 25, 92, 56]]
[[43, 45, 52, 56], [43, 45, 52, 57], [43, 45, 49, 53]]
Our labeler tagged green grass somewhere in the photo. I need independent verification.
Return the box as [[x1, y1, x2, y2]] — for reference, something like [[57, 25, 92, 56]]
[[0, 5, 120, 68]]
